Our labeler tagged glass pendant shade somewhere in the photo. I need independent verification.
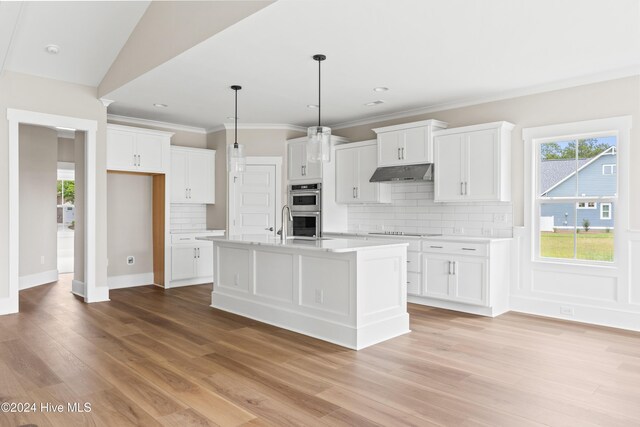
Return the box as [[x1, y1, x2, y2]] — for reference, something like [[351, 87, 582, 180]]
[[307, 126, 331, 163], [227, 143, 246, 172]]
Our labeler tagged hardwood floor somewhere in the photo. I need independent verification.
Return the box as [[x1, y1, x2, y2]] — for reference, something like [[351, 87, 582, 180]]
[[1, 274, 640, 426]]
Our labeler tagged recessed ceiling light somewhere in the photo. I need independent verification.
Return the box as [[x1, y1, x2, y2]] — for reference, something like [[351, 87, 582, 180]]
[[45, 44, 60, 54], [307, 104, 319, 109], [153, 103, 168, 108], [373, 87, 389, 92], [364, 100, 385, 106]]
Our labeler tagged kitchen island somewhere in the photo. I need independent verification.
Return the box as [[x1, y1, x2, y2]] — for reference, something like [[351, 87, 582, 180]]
[[196, 235, 410, 350]]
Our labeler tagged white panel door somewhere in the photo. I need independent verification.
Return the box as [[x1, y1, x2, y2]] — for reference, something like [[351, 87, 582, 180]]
[[195, 244, 214, 278], [403, 127, 429, 164], [230, 164, 277, 236], [466, 129, 499, 201], [288, 142, 305, 180], [171, 150, 188, 202], [135, 133, 165, 173], [187, 151, 214, 203], [423, 254, 452, 299], [453, 257, 488, 306], [106, 128, 136, 171], [171, 247, 196, 280], [355, 143, 379, 202], [335, 147, 357, 203], [378, 131, 401, 166], [434, 133, 466, 201]]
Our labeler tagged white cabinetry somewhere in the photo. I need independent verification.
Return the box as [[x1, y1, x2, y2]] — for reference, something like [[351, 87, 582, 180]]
[[170, 231, 224, 287], [107, 124, 172, 173], [288, 140, 322, 181], [171, 146, 215, 204], [373, 120, 447, 167], [433, 121, 514, 202], [335, 140, 390, 204]]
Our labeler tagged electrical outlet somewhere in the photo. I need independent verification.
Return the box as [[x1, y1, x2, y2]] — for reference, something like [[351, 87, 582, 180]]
[[315, 289, 324, 304], [453, 227, 464, 235], [40, 255, 45, 265], [560, 306, 574, 316], [126, 256, 135, 265]]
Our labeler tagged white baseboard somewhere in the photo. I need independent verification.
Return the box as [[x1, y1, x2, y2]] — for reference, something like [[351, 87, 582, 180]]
[[0, 296, 18, 315], [72, 280, 85, 298], [19, 269, 58, 290], [168, 276, 213, 289], [107, 272, 155, 290], [408, 295, 504, 317], [510, 295, 640, 332]]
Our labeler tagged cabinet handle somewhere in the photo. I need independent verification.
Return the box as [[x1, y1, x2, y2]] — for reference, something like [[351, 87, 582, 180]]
[[133, 154, 137, 166], [138, 154, 141, 166], [194, 248, 197, 258], [197, 248, 200, 258], [397, 147, 401, 160], [448, 261, 452, 275], [401, 147, 405, 159], [453, 261, 457, 275], [185, 189, 188, 199], [179, 238, 190, 241], [460, 182, 464, 195], [462, 248, 476, 251], [430, 245, 443, 249], [353, 187, 356, 198], [265, 227, 274, 231]]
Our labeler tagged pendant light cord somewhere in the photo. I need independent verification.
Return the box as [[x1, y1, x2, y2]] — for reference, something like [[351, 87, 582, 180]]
[[234, 87, 238, 149], [318, 58, 321, 127]]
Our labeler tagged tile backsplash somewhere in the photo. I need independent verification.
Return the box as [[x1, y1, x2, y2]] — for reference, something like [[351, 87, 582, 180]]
[[347, 182, 513, 238], [170, 204, 207, 231]]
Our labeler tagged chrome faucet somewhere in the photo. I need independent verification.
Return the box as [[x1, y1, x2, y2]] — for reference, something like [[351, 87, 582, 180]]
[[280, 205, 293, 242]]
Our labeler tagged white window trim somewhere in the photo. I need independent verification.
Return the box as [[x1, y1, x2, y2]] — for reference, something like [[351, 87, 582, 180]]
[[524, 116, 630, 267], [600, 203, 612, 220], [602, 164, 616, 175]]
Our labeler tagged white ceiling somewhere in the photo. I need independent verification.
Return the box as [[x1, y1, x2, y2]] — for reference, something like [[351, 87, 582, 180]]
[[105, 0, 640, 130], [0, 1, 149, 86]]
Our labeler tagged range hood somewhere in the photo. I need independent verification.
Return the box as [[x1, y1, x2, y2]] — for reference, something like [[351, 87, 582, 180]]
[[369, 163, 434, 182]]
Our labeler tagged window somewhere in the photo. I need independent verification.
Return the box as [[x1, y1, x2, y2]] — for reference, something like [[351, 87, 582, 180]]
[[577, 202, 596, 209], [536, 134, 617, 263]]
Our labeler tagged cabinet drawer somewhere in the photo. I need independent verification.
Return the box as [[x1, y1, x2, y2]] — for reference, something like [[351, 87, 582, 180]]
[[171, 234, 223, 245], [407, 272, 422, 295], [407, 251, 421, 272], [422, 241, 488, 256]]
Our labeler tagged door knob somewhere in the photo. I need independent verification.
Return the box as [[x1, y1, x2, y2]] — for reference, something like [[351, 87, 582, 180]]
[[265, 227, 274, 231]]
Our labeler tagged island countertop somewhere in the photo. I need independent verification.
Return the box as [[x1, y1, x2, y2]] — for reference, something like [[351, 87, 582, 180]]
[[196, 235, 409, 253]]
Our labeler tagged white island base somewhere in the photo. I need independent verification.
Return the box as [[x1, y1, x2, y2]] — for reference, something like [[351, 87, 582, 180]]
[[198, 236, 410, 350]]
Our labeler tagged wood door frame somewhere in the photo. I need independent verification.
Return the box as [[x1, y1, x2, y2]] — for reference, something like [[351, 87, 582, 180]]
[[227, 156, 282, 236], [4, 109, 103, 315]]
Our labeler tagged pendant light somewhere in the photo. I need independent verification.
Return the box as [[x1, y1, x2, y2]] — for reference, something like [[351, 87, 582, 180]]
[[307, 54, 331, 163], [227, 85, 246, 172]]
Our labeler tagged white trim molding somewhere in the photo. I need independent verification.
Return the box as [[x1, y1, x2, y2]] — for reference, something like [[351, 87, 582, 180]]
[[517, 115, 637, 332], [207, 123, 307, 133], [107, 114, 207, 134], [107, 273, 155, 289], [19, 270, 58, 290], [72, 280, 85, 298]]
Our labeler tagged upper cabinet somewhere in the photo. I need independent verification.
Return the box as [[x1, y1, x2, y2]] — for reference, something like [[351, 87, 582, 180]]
[[171, 146, 216, 204], [106, 124, 173, 174], [373, 120, 447, 167], [287, 136, 349, 183], [433, 121, 514, 202], [335, 140, 390, 204]]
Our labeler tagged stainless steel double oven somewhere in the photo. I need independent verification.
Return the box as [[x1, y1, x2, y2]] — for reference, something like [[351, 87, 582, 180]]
[[288, 183, 322, 237]]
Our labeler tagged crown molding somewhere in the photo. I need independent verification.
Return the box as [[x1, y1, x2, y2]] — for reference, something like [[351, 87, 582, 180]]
[[107, 114, 207, 134], [99, 98, 115, 107], [206, 123, 307, 134], [330, 65, 640, 130]]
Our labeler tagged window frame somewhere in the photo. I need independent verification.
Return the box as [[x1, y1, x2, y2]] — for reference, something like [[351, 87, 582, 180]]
[[602, 164, 616, 175], [522, 116, 632, 271], [577, 201, 597, 209], [600, 203, 612, 220]]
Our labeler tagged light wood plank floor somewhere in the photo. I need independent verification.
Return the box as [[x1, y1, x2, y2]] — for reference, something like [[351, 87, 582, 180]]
[[1, 274, 639, 426]]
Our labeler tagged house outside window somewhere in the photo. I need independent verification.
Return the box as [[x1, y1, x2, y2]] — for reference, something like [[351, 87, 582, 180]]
[[537, 136, 617, 262]]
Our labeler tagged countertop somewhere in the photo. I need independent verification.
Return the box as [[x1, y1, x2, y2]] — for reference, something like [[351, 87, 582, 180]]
[[196, 235, 409, 253], [323, 231, 512, 243], [171, 229, 226, 235]]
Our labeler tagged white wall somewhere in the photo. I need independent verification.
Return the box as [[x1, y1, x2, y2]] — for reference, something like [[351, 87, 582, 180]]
[[19, 124, 58, 278]]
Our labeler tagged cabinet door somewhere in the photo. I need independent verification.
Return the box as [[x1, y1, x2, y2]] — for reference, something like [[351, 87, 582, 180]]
[[355, 143, 379, 202], [288, 142, 305, 180], [304, 155, 322, 180], [465, 129, 499, 201], [378, 131, 401, 166], [335, 147, 357, 203], [434, 133, 466, 202], [170, 150, 188, 203], [106, 128, 136, 171], [403, 126, 430, 164], [188, 151, 215, 203], [423, 254, 452, 299], [452, 257, 488, 306], [195, 244, 214, 278], [171, 247, 196, 280], [136, 133, 165, 173]]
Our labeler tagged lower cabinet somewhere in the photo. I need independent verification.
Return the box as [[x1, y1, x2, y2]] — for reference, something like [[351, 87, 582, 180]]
[[423, 253, 488, 306], [170, 231, 224, 287]]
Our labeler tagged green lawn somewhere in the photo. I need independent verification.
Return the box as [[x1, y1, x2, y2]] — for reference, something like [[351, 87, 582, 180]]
[[540, 232, 614, 262]]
